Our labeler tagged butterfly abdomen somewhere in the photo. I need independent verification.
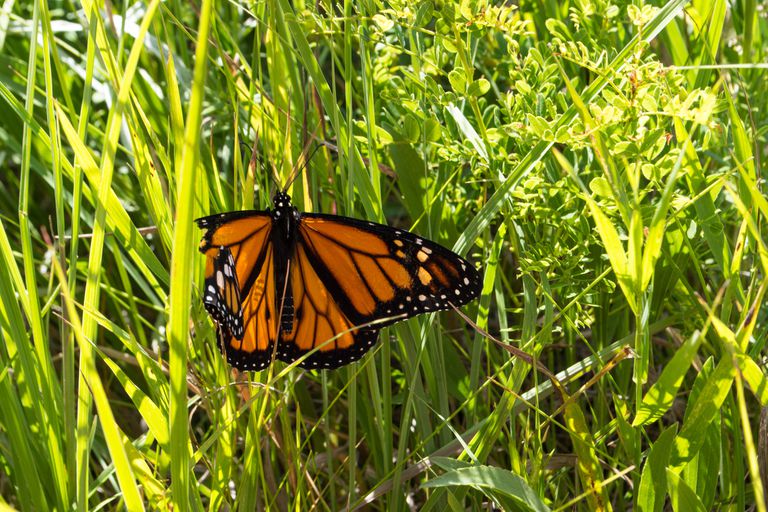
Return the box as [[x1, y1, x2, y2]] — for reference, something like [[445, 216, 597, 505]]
[[277, 271, 295, 335]]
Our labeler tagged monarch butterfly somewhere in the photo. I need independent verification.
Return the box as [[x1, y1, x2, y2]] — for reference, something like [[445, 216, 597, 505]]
[[197, 192, 481, 371]]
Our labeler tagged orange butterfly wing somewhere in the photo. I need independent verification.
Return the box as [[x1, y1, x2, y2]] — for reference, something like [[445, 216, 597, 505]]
[[197, 212, 277, 371], [197, 207, 482, 371], [272, 214, 481, 369], [274, 241, 379, 369]]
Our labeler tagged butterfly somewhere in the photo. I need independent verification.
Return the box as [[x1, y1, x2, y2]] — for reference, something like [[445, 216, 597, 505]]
[[196, 192, 482, 371]]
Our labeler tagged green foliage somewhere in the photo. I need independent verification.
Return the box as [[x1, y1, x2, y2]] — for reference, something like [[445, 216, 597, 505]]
[[0, 0, 767, 510]]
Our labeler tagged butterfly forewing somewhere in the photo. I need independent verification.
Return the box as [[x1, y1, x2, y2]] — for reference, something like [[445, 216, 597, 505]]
[[198, 212, 273, 298], [298, 214, 482, 326]]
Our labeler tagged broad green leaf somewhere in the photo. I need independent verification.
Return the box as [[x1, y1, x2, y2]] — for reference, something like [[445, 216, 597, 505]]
[[637, 425, 677, 512], [666, 468, 707, 512], [669, 358, 735, 469], [423, 464, 549, 512], [467, 78, 490, 97], [633, 330, 705, 426], [448, 69, 466, 93]]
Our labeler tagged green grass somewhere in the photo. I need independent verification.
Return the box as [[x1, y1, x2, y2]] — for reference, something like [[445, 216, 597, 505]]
[[1, 0, 767, 510]]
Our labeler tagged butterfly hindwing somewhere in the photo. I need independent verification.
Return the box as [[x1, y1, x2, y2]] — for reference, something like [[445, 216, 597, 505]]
[[276, 241, 381, 369]]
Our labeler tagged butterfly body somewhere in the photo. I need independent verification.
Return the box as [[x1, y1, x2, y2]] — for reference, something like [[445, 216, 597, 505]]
[[197, 193, 481, 371], [270, 192, 301, 335]]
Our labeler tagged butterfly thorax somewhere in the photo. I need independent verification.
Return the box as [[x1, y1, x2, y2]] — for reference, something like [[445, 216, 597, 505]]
[[271, 192, 301, 243]]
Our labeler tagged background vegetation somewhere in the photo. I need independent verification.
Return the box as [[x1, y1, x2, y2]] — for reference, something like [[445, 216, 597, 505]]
[[0, 0, 766, 510]]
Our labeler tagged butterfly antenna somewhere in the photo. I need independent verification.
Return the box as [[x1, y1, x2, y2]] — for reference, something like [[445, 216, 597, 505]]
[[243, 131, 278, 196], [240, 127, 259, 163], [283, 124, 324, 192]]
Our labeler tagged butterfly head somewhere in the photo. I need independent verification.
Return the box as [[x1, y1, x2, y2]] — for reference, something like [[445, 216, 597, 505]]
[[273, 192, 292, 209], [272, 191, 300, 240]]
